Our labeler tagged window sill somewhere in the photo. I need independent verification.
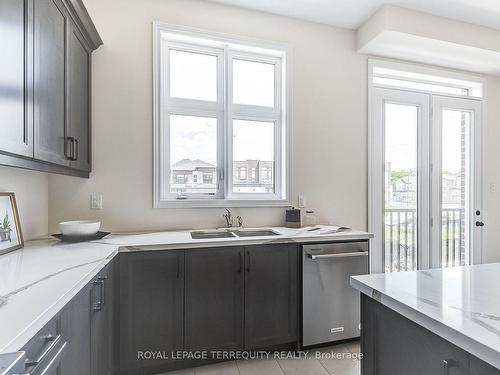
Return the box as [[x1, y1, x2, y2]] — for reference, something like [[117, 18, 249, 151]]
[[154, 199, 292, 209]]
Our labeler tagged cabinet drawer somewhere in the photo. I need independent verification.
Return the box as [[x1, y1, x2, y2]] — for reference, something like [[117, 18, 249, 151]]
[[22, 314, 67, 374], [22, 316, 60, 364]]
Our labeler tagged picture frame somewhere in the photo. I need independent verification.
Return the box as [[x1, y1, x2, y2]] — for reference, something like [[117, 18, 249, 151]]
[[0, 192, 23, 255]]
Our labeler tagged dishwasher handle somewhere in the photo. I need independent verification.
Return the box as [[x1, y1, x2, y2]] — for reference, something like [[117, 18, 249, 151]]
[[307, 251, 368, 260]]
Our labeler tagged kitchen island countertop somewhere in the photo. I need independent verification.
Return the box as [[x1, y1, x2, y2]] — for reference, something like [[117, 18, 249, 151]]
[[351, 263, 500, 369]]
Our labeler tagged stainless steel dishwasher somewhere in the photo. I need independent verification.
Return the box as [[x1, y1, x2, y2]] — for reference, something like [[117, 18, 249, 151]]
[[302, 241, 369, 347]]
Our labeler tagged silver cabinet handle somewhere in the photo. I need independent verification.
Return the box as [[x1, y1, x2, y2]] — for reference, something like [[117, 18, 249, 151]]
[[65, 136, 75, 160], [25, 333, 61, 368], [97, 275, 107, 306], [93, 279, 105, 311], [307, 251, 368, 260], [74, 138, 79, 161]]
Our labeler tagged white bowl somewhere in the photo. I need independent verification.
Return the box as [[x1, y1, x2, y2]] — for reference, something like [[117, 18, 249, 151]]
[[59, 220, 101, 236]]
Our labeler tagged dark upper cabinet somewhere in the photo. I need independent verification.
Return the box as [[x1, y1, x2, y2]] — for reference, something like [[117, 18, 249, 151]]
[[119, 250, 184, 374], [67, 23, 91, 171], [244, 244, 298, 349], [185, 247, 245, 352], [0, 0, 101, 177], [0, 0, 32, 156], [33, 0, 69, 166]]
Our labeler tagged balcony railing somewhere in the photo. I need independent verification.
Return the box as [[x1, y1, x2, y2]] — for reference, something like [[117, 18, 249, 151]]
[[384, 207, 464, 272]]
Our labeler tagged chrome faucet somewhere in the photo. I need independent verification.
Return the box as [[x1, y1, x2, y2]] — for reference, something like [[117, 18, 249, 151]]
[[222, 209, 243, 228], [223, 209, 233, 228]]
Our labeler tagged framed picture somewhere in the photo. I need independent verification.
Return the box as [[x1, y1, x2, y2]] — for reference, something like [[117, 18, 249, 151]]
[[0, 193, 23, 255]]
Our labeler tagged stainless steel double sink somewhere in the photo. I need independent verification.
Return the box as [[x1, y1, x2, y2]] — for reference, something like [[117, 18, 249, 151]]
[[191, 228, 279, 239]]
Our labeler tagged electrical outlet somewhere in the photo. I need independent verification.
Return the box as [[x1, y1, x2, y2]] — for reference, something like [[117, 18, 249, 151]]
[[298, 195, 306, 208], [91, 194, 103, 209]]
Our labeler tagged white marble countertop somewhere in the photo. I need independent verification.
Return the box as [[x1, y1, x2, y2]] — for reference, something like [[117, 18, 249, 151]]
[[351, 264, 500, 369], [0, 226, 372, 354], [96, 226, 373, 250], [0, 239, 118, 353]]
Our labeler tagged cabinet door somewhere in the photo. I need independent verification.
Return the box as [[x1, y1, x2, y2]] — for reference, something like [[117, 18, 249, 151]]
[[362, 295, 469, 375], [119, 250, 184, 374], [91, 262, 114, 375], [61, 283, 92, 375], [33, 0, 69, 165], [0, 0, 32, 156], [67, 24, 90, 171], [470, 356, 500, 375], [185, 247, 244, 351], [244, 244, 298, 349]]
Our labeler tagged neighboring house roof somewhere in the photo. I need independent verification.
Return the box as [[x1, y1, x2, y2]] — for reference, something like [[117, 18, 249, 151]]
[[172, 158, 215, 171]]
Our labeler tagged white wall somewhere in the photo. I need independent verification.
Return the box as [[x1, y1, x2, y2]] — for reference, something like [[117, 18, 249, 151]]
[[48, 0, 368, 233], [0, 167, 48, 240], [485, 76, 500, 263]]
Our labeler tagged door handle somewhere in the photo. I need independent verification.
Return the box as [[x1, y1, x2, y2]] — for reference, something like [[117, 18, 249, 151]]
[[475, 221, 484, 227], [307, 251, 369, 260]]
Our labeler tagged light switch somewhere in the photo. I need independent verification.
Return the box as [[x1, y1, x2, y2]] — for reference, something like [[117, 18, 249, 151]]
[[91, 194, 103, 209]]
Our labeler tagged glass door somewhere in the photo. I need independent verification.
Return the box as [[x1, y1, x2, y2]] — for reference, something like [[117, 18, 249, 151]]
[[431, 96, 482, 268], [371, 88, 430, 273]]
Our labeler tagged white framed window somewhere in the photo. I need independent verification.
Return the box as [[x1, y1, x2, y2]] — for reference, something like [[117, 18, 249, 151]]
[[153, 23, 291, 208]]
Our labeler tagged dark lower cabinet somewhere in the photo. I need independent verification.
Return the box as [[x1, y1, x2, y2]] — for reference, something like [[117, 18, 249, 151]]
[[470, 356, 500, 375], [21, 243, 300, 374], [244, 244, 298, 349], [91, 261, 115, 375], [61, 283, 92, 375], [118, 250, 184, 375], [185, 247, 244, 352], [61, 261, 114, 375], [362, 294, 469, 375]]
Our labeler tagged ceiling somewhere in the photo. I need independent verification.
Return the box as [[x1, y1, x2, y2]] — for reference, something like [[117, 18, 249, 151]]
[[206, 0, 500, 30]]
